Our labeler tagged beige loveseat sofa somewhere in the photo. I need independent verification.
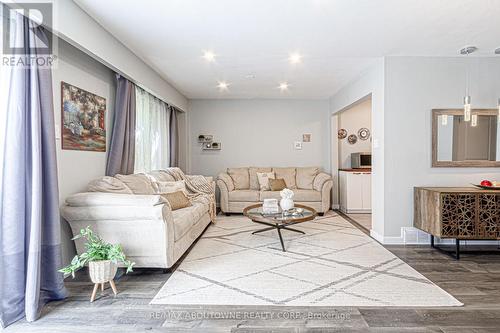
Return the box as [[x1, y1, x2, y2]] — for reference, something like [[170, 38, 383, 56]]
[[217, 167, 333, 215], [61, 170, 214, 269]]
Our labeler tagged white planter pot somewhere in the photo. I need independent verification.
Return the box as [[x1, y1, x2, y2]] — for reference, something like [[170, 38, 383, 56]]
[[89, 260, 117, 284], [280, 198, 294, 211]]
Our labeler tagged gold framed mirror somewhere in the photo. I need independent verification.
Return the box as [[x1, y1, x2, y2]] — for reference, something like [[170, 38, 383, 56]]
[[432, 109, 500, 167]]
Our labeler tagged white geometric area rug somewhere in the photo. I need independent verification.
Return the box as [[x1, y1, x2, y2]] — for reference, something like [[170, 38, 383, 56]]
[[151, 213, 462, 307]]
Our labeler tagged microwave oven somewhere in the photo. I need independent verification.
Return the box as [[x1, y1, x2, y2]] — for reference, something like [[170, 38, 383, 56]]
[[351, 152, 372, 168]]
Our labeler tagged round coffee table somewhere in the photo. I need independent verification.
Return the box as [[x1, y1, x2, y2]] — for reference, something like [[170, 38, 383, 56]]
[[243, 203, 317, 252]]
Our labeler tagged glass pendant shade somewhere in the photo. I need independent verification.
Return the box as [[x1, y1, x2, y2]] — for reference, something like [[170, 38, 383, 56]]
[[464, 95, 471, 121], [471, 114, 478, 127], [498, 98, 500, 121], [441, 115, 448, 126]]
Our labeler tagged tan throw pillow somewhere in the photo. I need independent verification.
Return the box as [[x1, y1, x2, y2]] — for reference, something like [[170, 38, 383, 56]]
[[115, 173, 155, 194], [256, 172, 275, 191], [269, 178, 286, 191], [162, 191, 192, 210], [227, 167, 250, 190], [249, 167, 272, 190], [273, 167, 297, 189], [155, 180, 186, 194], [296, 167, 320, 189]]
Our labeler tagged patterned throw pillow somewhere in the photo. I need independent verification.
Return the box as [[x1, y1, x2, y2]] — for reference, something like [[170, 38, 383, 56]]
[[155, 180, 186, 194], [269, 178, 287, 191], [256, 172, 275, 191], [162, 191, 192, 210]]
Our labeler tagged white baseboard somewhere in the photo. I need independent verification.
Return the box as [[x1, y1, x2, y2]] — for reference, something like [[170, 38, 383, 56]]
[[371, 227, 500, 245]]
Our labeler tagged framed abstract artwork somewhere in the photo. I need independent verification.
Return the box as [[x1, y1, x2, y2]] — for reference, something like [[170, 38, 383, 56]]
[[61, 82, 106, 152]]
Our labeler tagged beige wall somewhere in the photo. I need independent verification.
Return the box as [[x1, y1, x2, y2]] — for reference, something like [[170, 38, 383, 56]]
[[188, 99, 330, 180]]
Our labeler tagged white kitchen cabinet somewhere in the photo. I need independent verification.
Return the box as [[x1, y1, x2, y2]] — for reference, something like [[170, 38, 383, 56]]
[[339, 170, 371, 213]]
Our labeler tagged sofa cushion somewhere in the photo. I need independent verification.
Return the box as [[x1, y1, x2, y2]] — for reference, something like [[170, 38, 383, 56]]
[[256, 172, 275, 191], [147, 170, 175, 182], [227, 167, 250, 190], [296, 167, 320, 189], [155, 180, 186, 194], [171, 202, 207, 241], [228, 190, 260, 202], [273, 167, 297, 189], [260, 189, 321, 202], [249, 167, 272, 190], [115, 173, 155, 194]]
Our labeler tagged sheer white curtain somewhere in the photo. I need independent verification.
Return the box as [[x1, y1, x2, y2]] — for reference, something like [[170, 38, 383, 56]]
[[134, 87, 171, 173]]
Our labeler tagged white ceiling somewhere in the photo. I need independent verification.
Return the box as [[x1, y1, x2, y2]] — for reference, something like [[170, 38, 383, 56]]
[[75, 0, 500, 99]]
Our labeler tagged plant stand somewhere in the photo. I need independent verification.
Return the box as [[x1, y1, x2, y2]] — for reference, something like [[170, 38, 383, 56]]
[[90, 279, 118, 302], [89, 260, 119, 302]]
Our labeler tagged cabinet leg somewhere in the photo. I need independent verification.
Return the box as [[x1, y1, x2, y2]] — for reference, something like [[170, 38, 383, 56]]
[[456, 239, 460, 260], [430, 235, 434, 248]]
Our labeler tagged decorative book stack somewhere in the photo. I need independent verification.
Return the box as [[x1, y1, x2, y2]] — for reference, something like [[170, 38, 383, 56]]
[[263, 199, 279, 214]]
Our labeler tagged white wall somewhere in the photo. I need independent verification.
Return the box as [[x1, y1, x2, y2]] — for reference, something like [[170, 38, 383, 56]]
[[329, 60, 385, 239], [383, 56, 500, 238], [188, 99, 330, 180], [53, 38, 116, 265], [53, 0, 188, 111], [337, 98, 372, 169]]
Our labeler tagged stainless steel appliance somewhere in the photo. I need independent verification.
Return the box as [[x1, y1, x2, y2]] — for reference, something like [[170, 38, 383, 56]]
[[351, 152, 372, 168]]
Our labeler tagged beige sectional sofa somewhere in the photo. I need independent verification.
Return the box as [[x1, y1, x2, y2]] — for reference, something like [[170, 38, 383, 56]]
[[217, 167, 333, 215], [61, 170, 214, 269]]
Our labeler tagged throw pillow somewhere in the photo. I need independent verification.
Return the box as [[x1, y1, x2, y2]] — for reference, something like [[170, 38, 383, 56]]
[[227, 167, 250, 189], [269, 178, 287, 191], [296, 167, 320, 189], [115, 173, 155, 194], [256, 172, 275, 191], [162, 191, 192, 210], [273, 167, 297, 189], [249, 167, 272, 190], [154, 180, 186, 194]]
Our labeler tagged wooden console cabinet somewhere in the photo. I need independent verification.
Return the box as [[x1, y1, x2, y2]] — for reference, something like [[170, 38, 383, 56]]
[[414, 187, 500, 259]]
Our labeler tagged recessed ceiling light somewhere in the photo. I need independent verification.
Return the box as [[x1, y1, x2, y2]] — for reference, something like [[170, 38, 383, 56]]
[[288, 52, 302, 64], [217, 81, 229, 91], [202, 50, 216, 62], [278, 82, 289, 91]]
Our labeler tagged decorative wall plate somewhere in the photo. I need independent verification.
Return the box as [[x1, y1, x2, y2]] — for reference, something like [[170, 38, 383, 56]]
[[348, 134, 358, 144], [358, 128, 370, 140], [338, 129, 347, 139]]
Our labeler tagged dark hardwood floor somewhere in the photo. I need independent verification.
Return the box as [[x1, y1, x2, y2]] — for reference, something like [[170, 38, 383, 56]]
[[6, 224, 500, 332]]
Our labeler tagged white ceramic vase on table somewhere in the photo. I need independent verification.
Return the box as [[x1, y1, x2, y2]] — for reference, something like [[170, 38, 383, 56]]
[[280, 198, 294, 211]]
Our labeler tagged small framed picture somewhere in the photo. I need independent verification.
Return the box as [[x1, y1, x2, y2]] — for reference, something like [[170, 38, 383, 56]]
[[302, 134, 311, 142], [294, 141, 303, 150]]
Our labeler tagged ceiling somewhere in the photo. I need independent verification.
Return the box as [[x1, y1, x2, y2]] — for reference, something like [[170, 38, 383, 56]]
[[75, 0, 500, 99]]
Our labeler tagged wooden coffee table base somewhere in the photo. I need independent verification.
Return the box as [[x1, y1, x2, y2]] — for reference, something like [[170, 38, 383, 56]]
[[251, 220, 305, 252]]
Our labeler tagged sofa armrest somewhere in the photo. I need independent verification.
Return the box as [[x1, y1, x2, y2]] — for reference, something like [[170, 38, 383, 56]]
[[313, 172, 332, 192], [217, 172, 235, 192]]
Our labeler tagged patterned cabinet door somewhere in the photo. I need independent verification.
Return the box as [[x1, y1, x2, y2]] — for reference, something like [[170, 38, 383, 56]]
[[477, 194, 500, 239], [440, 194, 477, 238]]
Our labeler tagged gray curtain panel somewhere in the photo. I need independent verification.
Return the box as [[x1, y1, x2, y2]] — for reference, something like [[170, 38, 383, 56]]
[[0, 10, 67, 328], [169, 106, 180, 167], [106, 75, 136, 176]]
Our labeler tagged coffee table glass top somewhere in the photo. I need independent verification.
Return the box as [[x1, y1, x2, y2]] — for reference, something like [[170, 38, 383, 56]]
[[243, 204, 317, 224]]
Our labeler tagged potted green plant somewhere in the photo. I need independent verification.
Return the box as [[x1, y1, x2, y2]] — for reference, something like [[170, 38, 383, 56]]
[[59, 226, 135, 281]]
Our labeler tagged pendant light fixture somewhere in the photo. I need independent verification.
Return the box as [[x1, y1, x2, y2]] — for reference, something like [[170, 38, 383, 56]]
[[471, 114, 478, 127], [460, 46, 477, 122]]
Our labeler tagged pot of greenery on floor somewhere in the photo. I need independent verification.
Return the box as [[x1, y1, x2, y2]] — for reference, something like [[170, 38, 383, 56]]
[[59, 227, 135, 302]]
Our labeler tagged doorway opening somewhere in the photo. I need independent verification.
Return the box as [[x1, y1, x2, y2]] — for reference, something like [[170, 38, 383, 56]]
[[331, 95, 372, 232]]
